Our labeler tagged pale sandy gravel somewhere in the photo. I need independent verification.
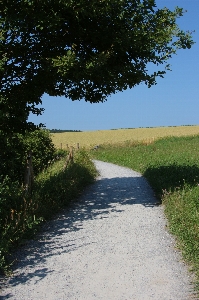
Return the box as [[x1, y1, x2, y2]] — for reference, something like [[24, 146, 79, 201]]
[[0, 160, 197, 300]]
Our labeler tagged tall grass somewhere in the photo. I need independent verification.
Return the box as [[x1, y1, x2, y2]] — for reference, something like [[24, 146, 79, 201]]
[[0, 149, 97, 274], [92, 135, 199, 291]]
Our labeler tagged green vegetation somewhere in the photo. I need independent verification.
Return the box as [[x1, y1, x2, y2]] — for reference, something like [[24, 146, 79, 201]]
[[50, 129, 82, 133], [92, 135, 199, 290], [34, 149, 97, 221], [0, 129, 56, 183], [0, 128, 97, 274]]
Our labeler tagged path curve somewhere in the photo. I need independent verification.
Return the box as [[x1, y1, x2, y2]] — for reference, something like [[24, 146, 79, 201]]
[[0, 160, 196, 299]]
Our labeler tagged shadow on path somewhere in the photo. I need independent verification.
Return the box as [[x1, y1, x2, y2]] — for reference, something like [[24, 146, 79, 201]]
[[1, 172, 159, 297]]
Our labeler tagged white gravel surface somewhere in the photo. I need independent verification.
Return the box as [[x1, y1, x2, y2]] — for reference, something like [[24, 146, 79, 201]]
[[0, 160, 197, 299]]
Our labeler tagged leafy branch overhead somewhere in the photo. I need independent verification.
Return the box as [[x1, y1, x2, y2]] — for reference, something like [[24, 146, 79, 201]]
[[0, 0, 194, 132]]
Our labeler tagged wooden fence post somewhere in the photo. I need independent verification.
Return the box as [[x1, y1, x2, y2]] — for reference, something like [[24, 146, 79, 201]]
[[24, 151, 34, 193], [70, 146, 74, 162], [63, 146, 73, 170], [77, 143, 80, 149]]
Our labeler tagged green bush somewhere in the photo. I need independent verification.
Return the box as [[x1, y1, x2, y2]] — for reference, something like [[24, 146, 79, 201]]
[[23, 129, 56, 175], [0, 176, 24, 274], [0, 128, 56, 273], [0, 129, 56, 183], [0, 133, 25, 183]]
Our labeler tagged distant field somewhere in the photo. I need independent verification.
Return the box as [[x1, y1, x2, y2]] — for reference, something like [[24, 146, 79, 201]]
[[51, 126, 199, 148]]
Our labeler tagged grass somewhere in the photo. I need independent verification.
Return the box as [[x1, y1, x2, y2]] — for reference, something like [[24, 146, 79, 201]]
[[0, 149, 97, 275], [51, 125, 199, 149], [91, 135, 199, 291]]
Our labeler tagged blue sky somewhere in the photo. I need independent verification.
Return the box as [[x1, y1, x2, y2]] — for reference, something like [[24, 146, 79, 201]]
[[29, 0, 199, 131]]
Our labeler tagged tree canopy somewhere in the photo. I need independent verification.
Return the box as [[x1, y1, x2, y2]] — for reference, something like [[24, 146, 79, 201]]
[[0, 0, 194, 133]]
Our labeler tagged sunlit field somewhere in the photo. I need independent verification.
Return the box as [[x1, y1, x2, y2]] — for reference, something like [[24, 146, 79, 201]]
[[51, 126, 199, 148]]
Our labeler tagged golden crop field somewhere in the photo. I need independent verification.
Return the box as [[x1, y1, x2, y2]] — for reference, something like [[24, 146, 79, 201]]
[[51, 126, 199, 149]]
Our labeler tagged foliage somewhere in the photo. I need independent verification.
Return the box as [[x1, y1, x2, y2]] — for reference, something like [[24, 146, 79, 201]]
[[0, 132, 26, 183], [0, 129, 56, 227], [50, 129, 82, 133], [0, 0, 194, 134], [92, 135, 199, 291], [0, 129, 55, 184], [24, 129, 56, 175], [0, 149, 97, 274], [0, 128, 56, 273], [0, 176, 25, 273]]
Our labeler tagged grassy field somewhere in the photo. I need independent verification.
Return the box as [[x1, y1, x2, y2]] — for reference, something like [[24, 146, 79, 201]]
[[91, 135, 199, 292], [51, 125, 199, 149]]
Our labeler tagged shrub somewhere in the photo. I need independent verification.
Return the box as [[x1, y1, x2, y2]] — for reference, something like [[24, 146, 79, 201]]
[[0, 129, 56, 183], [23, 129, 56, 176], [0, 128, 56, 273], [0, 132, 25, 183]]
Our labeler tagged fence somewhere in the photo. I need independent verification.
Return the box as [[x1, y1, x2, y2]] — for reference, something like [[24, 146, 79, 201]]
[[24, 144, 80, 193], [60, 143, 80, 150], [63, 146, 74, 170], [24, 151, 34, 194]]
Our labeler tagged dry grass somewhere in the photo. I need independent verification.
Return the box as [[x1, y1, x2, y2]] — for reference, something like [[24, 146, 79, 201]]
[[51, 126, 199, 149]]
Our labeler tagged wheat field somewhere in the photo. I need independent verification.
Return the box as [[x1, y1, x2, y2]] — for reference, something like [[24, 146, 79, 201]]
[[51, 126, 199, 149]]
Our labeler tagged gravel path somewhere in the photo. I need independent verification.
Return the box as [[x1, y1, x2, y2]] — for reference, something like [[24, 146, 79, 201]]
[[0, 160, 197, 299]]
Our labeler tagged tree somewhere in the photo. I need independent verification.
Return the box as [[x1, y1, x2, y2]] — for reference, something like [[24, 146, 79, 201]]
[[0, 0, 194, 133]]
